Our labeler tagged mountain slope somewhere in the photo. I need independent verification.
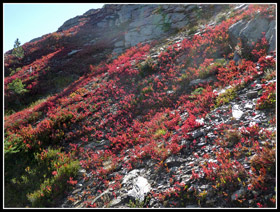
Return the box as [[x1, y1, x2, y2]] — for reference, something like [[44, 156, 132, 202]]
[[4, 4, 276, 208]]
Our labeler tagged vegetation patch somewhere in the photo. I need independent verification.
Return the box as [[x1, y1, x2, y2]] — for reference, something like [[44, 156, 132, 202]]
[[215, 86, 237, 108], [138, 57, 157, 77], [3, 4, 275, 208], [5, 146, 79, 207], [256, 82, 276, 110]]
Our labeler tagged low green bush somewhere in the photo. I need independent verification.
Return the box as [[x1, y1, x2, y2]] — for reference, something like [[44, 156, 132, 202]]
[[5, 146, 79, 207], [215, 87, 237, 108], [27, 150, 80, 207], [8, 78, 28, 95]]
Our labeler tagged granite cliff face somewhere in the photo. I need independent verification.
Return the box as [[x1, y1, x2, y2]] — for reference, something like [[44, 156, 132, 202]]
[[56, 4, 275, 55], [57, 4, 217, 54], [4, 4, 276, 209]]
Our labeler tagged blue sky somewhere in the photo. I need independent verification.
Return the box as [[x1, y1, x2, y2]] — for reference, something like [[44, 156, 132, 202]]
[[3, 3, 105, 53]]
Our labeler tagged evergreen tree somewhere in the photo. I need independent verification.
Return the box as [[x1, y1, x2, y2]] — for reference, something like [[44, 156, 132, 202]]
[[12, 38, 24, 59]]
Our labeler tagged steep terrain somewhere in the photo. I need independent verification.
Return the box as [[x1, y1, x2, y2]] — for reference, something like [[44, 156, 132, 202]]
[[4, 4, 276, 208]]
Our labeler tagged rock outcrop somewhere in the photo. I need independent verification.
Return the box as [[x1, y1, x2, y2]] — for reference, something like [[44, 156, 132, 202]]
[[56, 4, 229, 55], [55, 4, 276, 58], [228, 5, 276, 53]]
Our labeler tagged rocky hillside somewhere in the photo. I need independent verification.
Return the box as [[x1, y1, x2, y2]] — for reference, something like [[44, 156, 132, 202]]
[[4, 4, 276, 208]]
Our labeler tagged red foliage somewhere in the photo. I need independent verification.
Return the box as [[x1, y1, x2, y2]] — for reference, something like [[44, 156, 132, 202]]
[[4, 4, 276, 208]]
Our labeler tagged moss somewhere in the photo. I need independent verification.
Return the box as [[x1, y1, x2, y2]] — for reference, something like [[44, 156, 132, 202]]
[[192, 87, 204, 95], [215, 87, 237, 108], [152, 5, 172, 33], [154, 128, 167, 138]]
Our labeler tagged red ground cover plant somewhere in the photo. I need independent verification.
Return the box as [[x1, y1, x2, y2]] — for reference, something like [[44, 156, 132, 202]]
[[256, 82, 276, 110], [4, 4, 275, 208]]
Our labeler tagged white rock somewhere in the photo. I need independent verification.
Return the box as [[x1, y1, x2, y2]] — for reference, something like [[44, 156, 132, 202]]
[[265, 55, 273, 59], [127, 176, 151, 202], [244, 103, 254, 109], [232, 105, 244, 120], [68, 49, 81, 56], [233, 4, 247, 11], [109, 196, 122, 207], [122, 169, 140, 184], [78, 169, 86, 176], [196, 118, 204, 125], [249, 122, 257, 127]]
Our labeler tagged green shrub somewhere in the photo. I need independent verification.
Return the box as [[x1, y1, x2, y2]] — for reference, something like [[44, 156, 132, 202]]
[[256, 83, 276, 110], [128, 199, 145, 208], [8, 78, 28, 95], [9, 67, 22, 76], [138, 57, 157, 77], [12, 38, 24, 59], [215, 87, 237, 108], [25, 148, 79, 207], [4, 134, 23, 156], [5, 144, 79, 207], [154, 128, 167, 138], [216, 13, 227, 23], [189, 87, 204, 99], [264, 68, 276, 81], [250, 145, 275, 175], [256, 93, 276, 110], [29, 96, 50, 109], [198, 58, 226, 79], [191, 87, 204, 95], [4, 109, 16, 116], [27, 158, 79, 207], [177, 71, 191, 89], [141, 85, 154, 95]]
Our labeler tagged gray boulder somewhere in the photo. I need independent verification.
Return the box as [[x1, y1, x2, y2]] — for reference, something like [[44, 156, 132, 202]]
[[229, 15, 276, 52], [122, 169, 151, 202], [266, 20, 276, 52], [189, 76, 216, 87], [239, 17, 270, 46]]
